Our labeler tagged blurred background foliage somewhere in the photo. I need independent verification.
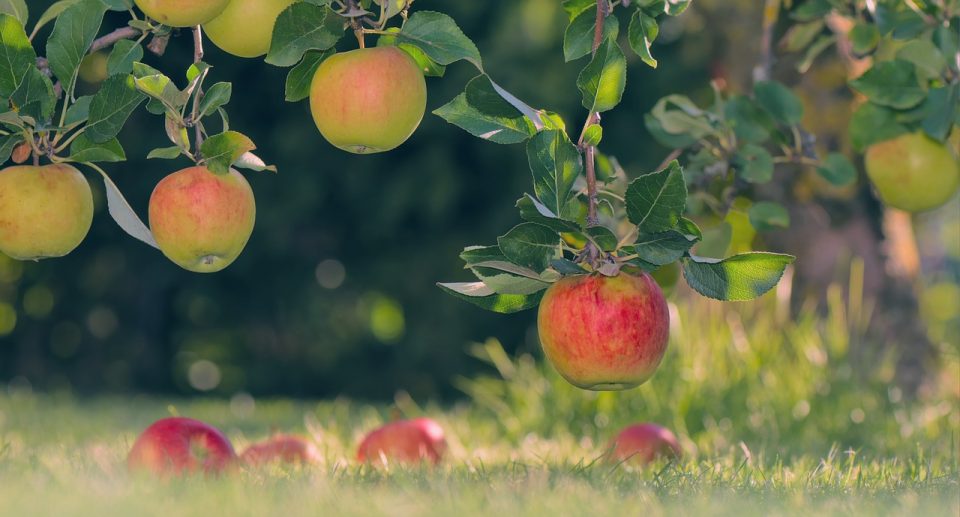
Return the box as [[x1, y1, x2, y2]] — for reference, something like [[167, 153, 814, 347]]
[[1, 0, 958, 401]]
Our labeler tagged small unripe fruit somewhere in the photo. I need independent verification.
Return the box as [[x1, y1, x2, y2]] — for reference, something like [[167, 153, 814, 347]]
[[537, 273, 670, 390], [865, 132, 960, 212], [608, 423, 682, 465], [357, 418, 447, 467], [128, 417, 237, 475], [204, 0, 297, 58], [134, 0, 230, 28], [310, 46, 427, 154], [0, 164, 93, 260], [149, 166, 256, 273]]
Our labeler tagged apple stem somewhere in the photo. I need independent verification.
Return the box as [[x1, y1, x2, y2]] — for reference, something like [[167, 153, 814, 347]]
[[191, 26, 207, 152]]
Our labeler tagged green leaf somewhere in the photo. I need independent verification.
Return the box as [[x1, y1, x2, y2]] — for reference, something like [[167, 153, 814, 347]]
[[146, 146, 181, 160], [627, 9, 659, 68], [67, 133, 125, 162], [377, 28, 446, 77], [64, 94, 91, 125], [849, 60, 926, 110], [849, 21, 880, 55], [0, 13, 36, 98], [497, 223, 560, 272], [816, 152, 857, 186], [0, 0, 26, 26], [94, 166, 160, 250], [724, 95, 774, 143], [748, 202, 790, 231], [284, 49, 333, 102], [0, 133, 22, 163], [781, 20, 824, 53], [434, 75, 537, 145], [663, 0, 692, 15], [516, 195, 581, 233], [648, 94, 716, 139], [526, 129, 583, 218], [585, 225, 618, 252], [796, 35, 835, 74], [896, 39, 946, 79], [437, 282, 543, 314], [395, 11, 482, 68], [629, 230, 696, 265], [10, 65, 55, 121], [736, 143, 774, 184], [582, 124, 603, 147], [564, 6, 618, 62], [468, 259, 551, 296], [790, 0, 831, 21], [921, 85, 959, 142], [32, 0, 82, 37], [754, 80, 804, 125], [682, 253, 795, 301], [577, 37, 626, 113], [265, 3, 344, 67], [86, 74, 145, 143], [849, 102, 908, 152], [45, 0, 107, 95], [198, 82, 231, 118], [106, 39, 142, 76], [200, 131, 256, 174], [625, 160, 687, 233], [561, 0, 594, 20], [132, 73, 185, 113]]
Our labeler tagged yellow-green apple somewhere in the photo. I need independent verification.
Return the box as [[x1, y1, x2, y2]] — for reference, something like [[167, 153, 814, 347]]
[[0, 164, 93, 261], [865, 132, 960, 212], [241, 435, 321, 466], [204, 0, 297, 58], [607, 423, 682, 465], [127, 417, 237, 475], [134, 0, 230, 27], [310, 46, 427, 154], [356, 418, 447, 466], [537, 273, 670, 390], [148, 166, 256, 273]]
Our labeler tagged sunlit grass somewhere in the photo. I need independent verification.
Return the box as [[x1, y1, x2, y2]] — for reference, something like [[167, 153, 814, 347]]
[[0, 285, 957, 515]]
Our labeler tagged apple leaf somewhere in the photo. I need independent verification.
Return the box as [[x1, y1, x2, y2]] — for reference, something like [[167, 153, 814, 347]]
[[106, 39, 142, 76], [736, 143, 774, 184], [198, 82, 232, 119], [434, 75, 537, 145], [625, 160, 687, 234], [563, 6, 619, 62], [67, 134, 125, 162], [753, 81, 804, 125], [748, 202, 791, 232], [516, 194, 581, 233], [816, 152, 857, 186], [284, 49, 333, 102], [45, 0, 107, 96], [627, 230, 696, 266], [0, 1, 27, 26], [146, 146, 181, 160], [497, 223, 561, 273], [527, 129, 583, 219], [266, 3, 344, 67], [681, 252, 795, 301], [585, 225, 618, 252], [848, 102, 908, 152], [92, 166, 160, 250], [234, 151, 277, 173], [200, 131, 256, 174], [86, 74, 146, 143], [395, 11, 482, 69], [627, 9, 659, 68], [0, 13, 36, 98], [437, 282, 544, 314], [577, 37, 627, 113], [849, 60, 926, 110], [10, 65, 56, 121]]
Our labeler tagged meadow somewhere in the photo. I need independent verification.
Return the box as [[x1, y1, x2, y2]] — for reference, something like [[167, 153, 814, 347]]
[[1, 289, 957, 516]]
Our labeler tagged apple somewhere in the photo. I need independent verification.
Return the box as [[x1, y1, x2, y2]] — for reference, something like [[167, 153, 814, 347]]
[[310, 46, 427, 154], [356, 418, 447, 466], [127, 417, 237, 475], [608, 423, 682, 465], [204, 0, 297, 58], [241, 435, 321, 466], [134, 0, 231, 27], [0, 164, 93, 261], [537, 273, 670, 390], [148, 166, 256, 273], [865, 132, 960, 213]]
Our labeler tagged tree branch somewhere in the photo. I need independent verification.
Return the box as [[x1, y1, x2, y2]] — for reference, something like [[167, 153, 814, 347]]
[[90, 26, 140, 54], [578, 0, 610, 233], [191, 26, 207, 152], [753, 0, 780, 83]]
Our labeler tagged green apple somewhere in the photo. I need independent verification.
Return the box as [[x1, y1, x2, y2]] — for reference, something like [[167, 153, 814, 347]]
[[537, 273, 670, 391], [865, 132, 960, 212], [204, 0, 297, 58], [134, 0, 230, 27], [149, 166, 256, 273], [0, 164, 93, 260], [310, 46, 427, 154]]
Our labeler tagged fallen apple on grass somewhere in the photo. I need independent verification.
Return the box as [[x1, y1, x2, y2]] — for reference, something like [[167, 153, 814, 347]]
[[310, 46, 427, 154], [241, 434, 321, 466], [148, 166, 256, 273], [127, 417, 237, 475], [356, 418, 447, 467], [607, 423, 682, 465], [134, 0, 231, 28], [537, 273, 670, 391], [0, 164, 93, 261]]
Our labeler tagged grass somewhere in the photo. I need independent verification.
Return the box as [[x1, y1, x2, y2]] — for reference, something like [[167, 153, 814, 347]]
[[0, 288, 958, 516]]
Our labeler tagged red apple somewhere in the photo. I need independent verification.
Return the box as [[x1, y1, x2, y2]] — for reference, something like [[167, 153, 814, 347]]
[[356, 418, 447, 466], [127, 417, 237, 475], [537, 273, 670, 390], [608, 423, 682, 465], [241, 435, 321, 466]]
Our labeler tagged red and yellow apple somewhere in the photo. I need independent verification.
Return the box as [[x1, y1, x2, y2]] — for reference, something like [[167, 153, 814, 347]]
[[241, 435, 321, 466], [865, 132, 960, 212], [0, 164, 93, 261], [608, 423, 682, 465], [134, 0, 230, 27], [127, 417, 237, 475], [537, 273, 670, 390], [148, 166, 256, 273], [204, 0, 297, 58], [310, 46, 427, 154], [356, 418, 447, 466]]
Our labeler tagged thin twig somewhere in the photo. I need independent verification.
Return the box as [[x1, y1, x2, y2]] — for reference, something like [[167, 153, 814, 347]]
[[191, 26, 207, 152], [753, 0, 780, 83], [578, 0, 610, 230]]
